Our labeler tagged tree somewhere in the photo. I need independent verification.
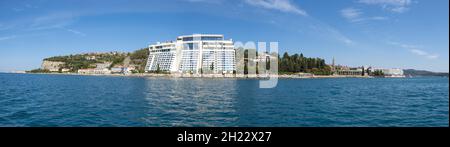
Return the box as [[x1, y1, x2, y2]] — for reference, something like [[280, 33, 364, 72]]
[[244, 63, 248, 75], [277, 52, 330, 75], [156, 64, 161, 73], [256, 62, 259, 74], [372, 70, 384, 76]]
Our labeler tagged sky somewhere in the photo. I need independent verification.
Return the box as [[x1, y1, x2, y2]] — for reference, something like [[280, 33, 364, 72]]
[[0, 0, 448, 72]]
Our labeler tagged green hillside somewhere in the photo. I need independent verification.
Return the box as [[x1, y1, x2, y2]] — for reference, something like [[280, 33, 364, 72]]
[[33, 48, 149, 73]]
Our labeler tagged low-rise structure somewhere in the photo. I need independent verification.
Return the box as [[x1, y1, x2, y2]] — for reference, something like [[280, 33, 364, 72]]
[[77, 68, 111, 74], [111, 66, 136, 74], [334, 66, 369, 76]]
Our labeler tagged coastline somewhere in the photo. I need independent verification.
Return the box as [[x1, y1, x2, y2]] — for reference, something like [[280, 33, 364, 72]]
[[20, 72, 377, 79]]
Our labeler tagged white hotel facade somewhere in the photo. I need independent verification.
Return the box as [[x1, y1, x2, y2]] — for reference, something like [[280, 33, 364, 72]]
[[145, 34, 235, 74]]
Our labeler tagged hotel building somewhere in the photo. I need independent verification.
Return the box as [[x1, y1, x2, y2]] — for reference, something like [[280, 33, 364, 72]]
[[145, 34, 235, 74]]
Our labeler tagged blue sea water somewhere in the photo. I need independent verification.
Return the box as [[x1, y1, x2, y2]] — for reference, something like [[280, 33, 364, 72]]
[[0, 73, 448, 127]]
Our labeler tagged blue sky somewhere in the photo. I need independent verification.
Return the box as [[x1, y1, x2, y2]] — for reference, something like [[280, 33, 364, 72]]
[[0, 0, 448, 72]]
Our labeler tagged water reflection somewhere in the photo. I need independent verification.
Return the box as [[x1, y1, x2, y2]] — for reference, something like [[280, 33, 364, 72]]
[[143, 77, 239, 126]]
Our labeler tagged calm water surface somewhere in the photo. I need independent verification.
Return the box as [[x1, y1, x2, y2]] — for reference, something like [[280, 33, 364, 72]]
[[0, 73, 448, 127]]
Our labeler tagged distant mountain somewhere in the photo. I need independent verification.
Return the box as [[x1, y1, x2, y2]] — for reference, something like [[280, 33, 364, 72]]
[[403, 69, 449, 77]]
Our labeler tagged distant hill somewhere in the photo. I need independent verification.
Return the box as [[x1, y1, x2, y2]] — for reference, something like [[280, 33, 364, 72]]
[[403, 69, 449, 77], [31, 48, 149, 73]]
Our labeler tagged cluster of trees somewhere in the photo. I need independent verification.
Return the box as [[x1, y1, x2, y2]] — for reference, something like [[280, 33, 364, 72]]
[[236, 48, 332, 75], [129, 48, 149, 73], [371, 70, 384, 76], [27, 69, 51, 73], [278, 52, 332, 75]]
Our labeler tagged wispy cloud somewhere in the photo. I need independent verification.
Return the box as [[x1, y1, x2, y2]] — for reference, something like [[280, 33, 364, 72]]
[[12, 8, 24, 12], [244, 0, 307, 16], [341, 8, 388, 23], [66, 29, 86, 36], [12, 3, 38, 12], [409, 49, 439, 59], [184, 0, 223, 4], [0, 35, 17, 41], [389, 41, 439, 59], [358, 0, 413, 13], [30, 12, 79, 31], [341, 8, 363, 22], [309, 24, 355, 45]]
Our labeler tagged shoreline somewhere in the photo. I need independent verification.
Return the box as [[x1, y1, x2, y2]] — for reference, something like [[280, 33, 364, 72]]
[[18, 72, 380, 79]]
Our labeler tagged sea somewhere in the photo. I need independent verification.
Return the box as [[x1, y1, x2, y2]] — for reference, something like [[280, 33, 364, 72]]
[[0, 73, 448, 127]]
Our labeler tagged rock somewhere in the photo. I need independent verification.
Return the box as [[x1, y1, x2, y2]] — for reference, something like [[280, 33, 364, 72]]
[[41, 61, 65, 72]]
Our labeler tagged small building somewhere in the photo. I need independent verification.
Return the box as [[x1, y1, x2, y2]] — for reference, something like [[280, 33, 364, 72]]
[[111, 67, 124, 74], [78, 68, 111, 74], [335, 67, 368, 76], [123, 66, 136, 74], [61, 68, 71, 72], [95, 62, 112, 70], [110, 66, 136, 74], [85, 56, 96, 60]]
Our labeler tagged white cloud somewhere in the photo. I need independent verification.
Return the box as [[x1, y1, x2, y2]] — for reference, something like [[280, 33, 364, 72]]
[[66, 29, 86, 36], [358, 0, 413, 13], [0, 35, 17, 41], [12, 8, 24, 12], [410, 49, 439, 59], [358, 0, 412, 6], [30, 12, 78, 30], [245, 0, 307, 16], [341, 8, 363, 22], [309, 24, 355, 45], [341, 8, 388, 23], [410, 49, 427, 56], [12, 3, 38, 12], [389, 41, 439, 59], [185, 0, 223, 4], [370, 16, 388, 20]]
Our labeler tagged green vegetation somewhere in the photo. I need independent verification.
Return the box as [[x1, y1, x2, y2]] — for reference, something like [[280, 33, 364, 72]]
[[236, 48, 331, 75], [278, 52, 331, 75], [34, 48, 149, 74], [27, 69, 51, 73], [372, 70, 384, 76], [129, 48, 149, 73], [44, 52, 127, 72], [39, 48, 150, 73]]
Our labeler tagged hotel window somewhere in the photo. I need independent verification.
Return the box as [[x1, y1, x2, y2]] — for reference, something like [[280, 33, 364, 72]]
[[183, 37, 193, 41], [201, 37, 223, 41], [183, 43, 199, 50]]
